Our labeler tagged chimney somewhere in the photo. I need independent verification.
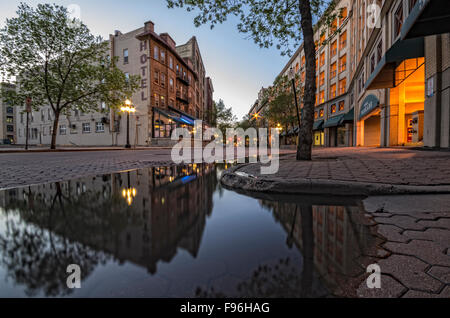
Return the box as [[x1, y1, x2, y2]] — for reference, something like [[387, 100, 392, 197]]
[[144, 20, 154, 33], [160, 33, 176, 50], [114, 30, 122, 37]]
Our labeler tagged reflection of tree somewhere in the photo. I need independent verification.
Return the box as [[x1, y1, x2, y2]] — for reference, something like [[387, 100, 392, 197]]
[[0, 182, 135, 297]]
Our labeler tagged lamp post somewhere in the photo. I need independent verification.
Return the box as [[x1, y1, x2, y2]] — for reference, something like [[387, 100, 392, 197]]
[[288, 67, 302, 130], [120, 99, 136, 149]]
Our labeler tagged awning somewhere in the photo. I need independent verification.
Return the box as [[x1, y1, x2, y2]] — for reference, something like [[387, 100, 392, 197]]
[[168, 106, 198, 126], [154, 107, 185, 124], [401, 0, 450, 40], [313, 120, 324, 131], [365, 37, 424, 90], [359, 95, 380, 120], [324, 114, 345, 128], [342, 108, 355, 123]]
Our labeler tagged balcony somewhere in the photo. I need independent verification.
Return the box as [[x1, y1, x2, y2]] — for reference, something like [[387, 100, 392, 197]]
[[176, 71, 190, 86], [176, 91, 189, 104]]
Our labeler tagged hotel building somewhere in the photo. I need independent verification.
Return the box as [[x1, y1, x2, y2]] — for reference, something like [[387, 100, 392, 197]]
[[14, 21, 213, 147], [267, 0, 450, 149], [0, 83, 16, 145]]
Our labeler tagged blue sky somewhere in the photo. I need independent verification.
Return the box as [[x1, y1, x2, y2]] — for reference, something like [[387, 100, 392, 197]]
[[0, 0, 291, 119]]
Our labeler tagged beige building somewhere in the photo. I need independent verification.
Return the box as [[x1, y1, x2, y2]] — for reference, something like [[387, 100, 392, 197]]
[[270, 0, 450, 149], [0, 83, 16, 145], [15, 21, 213, 147]]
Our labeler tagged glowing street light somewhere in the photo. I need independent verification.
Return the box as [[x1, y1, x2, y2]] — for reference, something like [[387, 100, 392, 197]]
[[120, 99, 136, 149]]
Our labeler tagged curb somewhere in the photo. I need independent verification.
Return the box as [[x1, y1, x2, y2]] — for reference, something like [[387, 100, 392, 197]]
[[0, 147, 176, 154], [220, 166, 450, 196]]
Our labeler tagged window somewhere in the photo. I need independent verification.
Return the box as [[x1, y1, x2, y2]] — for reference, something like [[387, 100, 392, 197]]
[[161, 96, 165, 107], [101, 102, 107, 110], [161, 50, 166, 64], [339, 54, 347, 72], [331, 41, 337, 57], [6, 107, 13, 114], [295, 63, 299, 73], [123, 49, 129, 64], [20, 113, 24, 124], [376, 40, 383, 64], [125, 73, 129, 82], [96, 122, 105, 133], [338, 101, 345, 111], [339, 31, 347, 50], [82, 123, 91, 133], [330, 84, 337, 98], [48, 109, 52, 120], [331, 104, 337, 114], [154, 70, 159, 84], [301, 56, 305, 67], [370, 52, 376, 73], [301, 71, 305, 82], [358, 71, 365, 94], [330, 62, 337, 78], [394, 4, 403, 38], [7, 125, 13, 132], [340, 7, 348, 25], [161, 73, 166, 87], [320, 33, 326, 46], [320, 52, 325, 67], [319, 109, 324, 117], [154, 93, 159, 106], [319, 90, 325, 104], [330, 19, 337, 33], [170, 78, 174, 91], [319, 72, 325, 86], [6, 116, 13, 123], [315, 111, 318, 119], [154, 46, 159, 60], [169, 56, 173, 69], [41, 110, 45, 121], [60, 125, 67, 135], [339, 78, 347, 95]]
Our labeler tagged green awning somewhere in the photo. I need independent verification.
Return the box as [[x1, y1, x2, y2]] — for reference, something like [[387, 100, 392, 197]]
[[365, 37, 424, 90], [359, 95, 380, 120], [342, 108, 354, 123], [401, 0, 450, 40], [313, 120, 324, 131], [323, 114, 345, 128]]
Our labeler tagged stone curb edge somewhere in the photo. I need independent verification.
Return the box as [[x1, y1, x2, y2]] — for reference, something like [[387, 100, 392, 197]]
[[220, 166, 450, 196]]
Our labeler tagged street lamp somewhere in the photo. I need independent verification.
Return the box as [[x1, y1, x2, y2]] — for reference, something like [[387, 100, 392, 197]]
[[288, 67, 302, 131], [120, 99, 136, 149]]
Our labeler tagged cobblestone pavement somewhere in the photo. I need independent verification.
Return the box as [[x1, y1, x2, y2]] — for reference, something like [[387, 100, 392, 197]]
[[354, 207, 450, 298], [240, 147, 450, 186]]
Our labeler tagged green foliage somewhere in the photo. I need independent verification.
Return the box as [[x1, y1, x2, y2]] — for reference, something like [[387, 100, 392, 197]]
[[167, 0, 335, 56], [0, 3, 139, 147], [212, 99, 237, 136], [265, 75, 298, 129]]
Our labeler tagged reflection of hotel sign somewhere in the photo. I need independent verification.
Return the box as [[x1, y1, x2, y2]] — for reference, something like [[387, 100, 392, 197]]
[[359, 94, 379, 120]]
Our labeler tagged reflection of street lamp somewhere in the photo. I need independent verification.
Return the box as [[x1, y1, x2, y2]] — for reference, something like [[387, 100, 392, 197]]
[[120, 99, 136, 149], [122, 171, 137, 206], [276, 123, 283, 134], [288, 67, 301, 130]]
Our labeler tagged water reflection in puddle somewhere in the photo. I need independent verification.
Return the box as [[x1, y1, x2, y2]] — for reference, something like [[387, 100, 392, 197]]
[[0, 164, 378, 298]]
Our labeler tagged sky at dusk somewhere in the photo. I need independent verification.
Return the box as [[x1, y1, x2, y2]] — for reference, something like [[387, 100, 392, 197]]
[[0, 0, 292, 120]]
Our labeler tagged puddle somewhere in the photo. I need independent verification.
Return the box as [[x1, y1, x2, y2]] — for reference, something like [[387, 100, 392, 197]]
[[0, 164, 379, 297]]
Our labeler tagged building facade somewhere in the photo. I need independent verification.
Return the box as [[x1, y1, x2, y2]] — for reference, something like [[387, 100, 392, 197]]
[[265, 0, 450, 149], [15, 21, 213, 147], [0, 83, 16, 144]]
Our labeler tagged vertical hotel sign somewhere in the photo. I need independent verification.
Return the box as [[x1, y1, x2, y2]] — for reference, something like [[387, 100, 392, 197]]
[[140, 40, 148, 102]]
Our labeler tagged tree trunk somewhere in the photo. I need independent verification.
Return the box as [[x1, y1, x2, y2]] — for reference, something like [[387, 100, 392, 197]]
[[51, 110, 60, 150], [297, 0, 316, 161]]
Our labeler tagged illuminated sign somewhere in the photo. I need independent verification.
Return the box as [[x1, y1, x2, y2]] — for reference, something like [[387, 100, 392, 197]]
[[359, 94, 380, 120]]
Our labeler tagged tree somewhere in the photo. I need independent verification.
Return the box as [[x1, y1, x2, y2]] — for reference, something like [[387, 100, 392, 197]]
[[167, 0, 337, 160], [213, 99, 237, 137], [0, 3, 139, 149]]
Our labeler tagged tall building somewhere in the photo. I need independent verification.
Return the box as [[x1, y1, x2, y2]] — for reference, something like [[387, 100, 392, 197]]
[[269, 0, 450, 149], [15, 20, 213, 147], [0, 83, 16, 145]]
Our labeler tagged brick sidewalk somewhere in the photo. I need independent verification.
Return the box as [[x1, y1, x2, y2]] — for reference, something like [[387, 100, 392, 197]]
[[238, 147, 450, 186]]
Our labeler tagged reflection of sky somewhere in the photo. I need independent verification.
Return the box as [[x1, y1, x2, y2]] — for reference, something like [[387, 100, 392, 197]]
[[0, 0, 291, 119]]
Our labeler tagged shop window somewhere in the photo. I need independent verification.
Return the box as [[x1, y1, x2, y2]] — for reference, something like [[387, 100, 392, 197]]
[[339, 101, 345, 111], [339, 31, 347, 50], [330, 83, 337, 98], [340, 7, 348, 25], [339, 54, 347, 73], [331, 104, 337, 114], [320, 52, 325, 67], [330, 62, 337, 78], [339, 78, 347, 95], [394, 4, 403, 38], [331, 41, 337, 57]]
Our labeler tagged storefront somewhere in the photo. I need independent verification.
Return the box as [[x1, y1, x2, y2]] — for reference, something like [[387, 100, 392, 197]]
[[323, 107, 354, 147], [357, 94, 381, 147], [152, 107, 197, 139], [313, 120, 324, 146]]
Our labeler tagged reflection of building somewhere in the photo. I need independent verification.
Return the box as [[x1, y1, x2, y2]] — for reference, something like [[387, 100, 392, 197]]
[[265, 0, 450, 149], [14, 21, 213, 147], [262, 201, 375, 289], [0, 83, 16, 144], [1, 164, 217, 275]]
